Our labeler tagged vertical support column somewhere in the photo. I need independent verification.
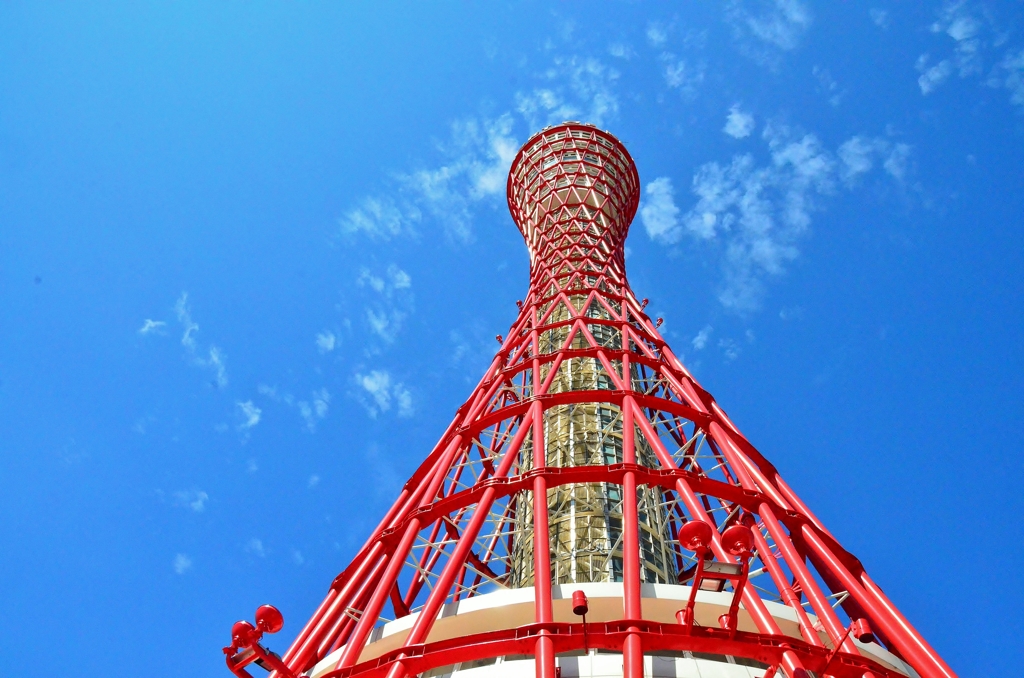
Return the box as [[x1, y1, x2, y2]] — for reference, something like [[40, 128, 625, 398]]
[[531, 400, 556, 678], [621, 395, 643, 678]]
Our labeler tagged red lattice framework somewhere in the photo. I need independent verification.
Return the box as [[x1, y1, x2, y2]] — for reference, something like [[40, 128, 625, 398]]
[[224, 124, 957, 678]]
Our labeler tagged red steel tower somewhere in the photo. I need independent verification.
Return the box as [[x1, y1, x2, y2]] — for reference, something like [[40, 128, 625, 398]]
[[224, 123, 957, 678]]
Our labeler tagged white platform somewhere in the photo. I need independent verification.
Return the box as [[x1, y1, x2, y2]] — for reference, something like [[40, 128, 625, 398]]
[[308, 583, 914, 678]]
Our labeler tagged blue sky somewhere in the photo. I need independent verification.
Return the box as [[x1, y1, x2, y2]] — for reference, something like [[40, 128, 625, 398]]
[[1, 2, 1022, 676]]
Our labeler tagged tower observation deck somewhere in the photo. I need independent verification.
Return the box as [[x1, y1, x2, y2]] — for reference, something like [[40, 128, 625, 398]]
[[224, 124, 957, 678]]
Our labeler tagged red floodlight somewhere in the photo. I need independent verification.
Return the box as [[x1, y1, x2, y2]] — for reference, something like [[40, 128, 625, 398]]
[[679, 520, 713, 553], [571, 590, 589, 617], [255, 604, 284, 634], [224, 606, 292, 678], [721, 524, 753, 557]]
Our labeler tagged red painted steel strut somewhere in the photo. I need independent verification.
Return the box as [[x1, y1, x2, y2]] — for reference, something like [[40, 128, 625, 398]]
[[225, 123, 956, 678]]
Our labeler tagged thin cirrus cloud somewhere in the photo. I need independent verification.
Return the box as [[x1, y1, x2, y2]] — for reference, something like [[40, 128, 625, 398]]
[[173, 292, 228, 388], [236, 400, 261, 432], [660, 55, 706, 97], [173, 553, 192, 575], [646, 22, 668, 48], [337, 196, 410, 241], [246, 538, 266, 558], [358, 265, 413, 346], [638, 178, 680, 242], [692, 325, 714, 351], [137, 319, 167, 335], [298, 388, 330, 433], [515, 55, 621, 130], [355, 369, 413, 419], [641, 122, 911, 312], [869, 8, 890, 30], [339, 52, 622, 245], [138, 296, 226, 387], [338, 115, 517, 244], [173, 489, 209, 512], [256, 384, 331, 433], [357, 265, 411, 297], [726, 0, 813, 62], [645, 21, 706, 97], [316, 330, 337, 354]]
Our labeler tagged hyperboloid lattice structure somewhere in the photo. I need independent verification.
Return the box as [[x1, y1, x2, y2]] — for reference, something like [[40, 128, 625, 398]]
[[224, 123, 957, 678]]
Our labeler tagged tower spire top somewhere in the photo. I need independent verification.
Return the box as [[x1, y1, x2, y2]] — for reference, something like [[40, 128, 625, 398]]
[[508, 122, 639, 261]]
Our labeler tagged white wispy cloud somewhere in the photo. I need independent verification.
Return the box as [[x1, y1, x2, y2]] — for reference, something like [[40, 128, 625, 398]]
[[357, 265, 412, 296], [719, 338, 742, 361], [640, 178, 680, 241], [917, 54, 954, 94], [692, 326, 714, 350], [647, 22, 668, 47], [609, 42, 634, 60], [341, 51, 623, 246], [728, 0, 813, 56], [516, 56, 620, 129], [932, 1, 985, 78], [338, 196, 414, 240], [812, 66, 845, 106], [316, 330, 337, 354], [257, 383, 330, 433], [173, 553, 192, 574], [724, 105, 756, 138], [366, 309, 405, 344], [173, 293, 228, 388], [916, 1, 1024, 110], [357, 370, 391, 416], [133, 415, 155, 435], [257, 383, 279, 400], [838, 136, 912, 182], [175, 293, 199, 350], [138, 319, 167, 336], [308, 474, 320, 489], [236, 400, 261, 431], [449, 325, 496, 378], [291, 550, 305, 566], [173, 489, 209, 512], [356, 370, 413, 418], [660, 55, 706, 95], [870, 8, 890, 29], [644, 23, 706, 97], [202, 347, 228, 389], [246, 538, 266, 558], [399, 114, 519, 242], [395, 385, 413, 417], [995, 49, 1024, 107], [358, 265, 414, 346], [298, 388, 330, 432], [651, 123, 910, 312]]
